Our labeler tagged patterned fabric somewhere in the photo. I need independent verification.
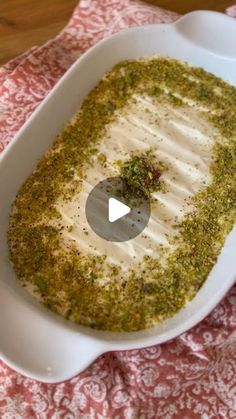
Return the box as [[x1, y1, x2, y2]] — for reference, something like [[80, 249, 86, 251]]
[[0, 1, 236, 417], [226, 4, 236, 16]]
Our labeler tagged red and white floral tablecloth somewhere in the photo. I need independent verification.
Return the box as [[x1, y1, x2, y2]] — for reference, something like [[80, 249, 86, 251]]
[[1, 1, 236, 417]]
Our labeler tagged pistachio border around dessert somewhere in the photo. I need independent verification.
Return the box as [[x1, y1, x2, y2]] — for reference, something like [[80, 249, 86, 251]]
[[8, 57, 236, 332]]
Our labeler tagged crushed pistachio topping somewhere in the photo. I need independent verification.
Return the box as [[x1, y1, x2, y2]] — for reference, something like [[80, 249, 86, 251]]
[[119, 150, 163, 199], [97, 153, 107, 167], [8, 57, 236, 332]]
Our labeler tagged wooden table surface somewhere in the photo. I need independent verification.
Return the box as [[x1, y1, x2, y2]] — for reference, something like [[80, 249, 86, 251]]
[[0, 0, 233, 65]]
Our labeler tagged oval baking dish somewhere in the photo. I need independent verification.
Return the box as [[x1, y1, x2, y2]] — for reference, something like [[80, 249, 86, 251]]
[[0, 10, 236, 383]]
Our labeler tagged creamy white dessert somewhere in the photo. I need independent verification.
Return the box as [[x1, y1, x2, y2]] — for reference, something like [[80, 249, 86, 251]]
[[57, 95, 217, 268], [8, 57, 236, 331]]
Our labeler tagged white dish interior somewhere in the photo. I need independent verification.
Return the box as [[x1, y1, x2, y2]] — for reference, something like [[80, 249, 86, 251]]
[[0, 11, 236, 383]]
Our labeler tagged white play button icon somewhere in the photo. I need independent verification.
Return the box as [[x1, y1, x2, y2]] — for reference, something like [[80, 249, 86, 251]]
[[108, 197, 131, 223], [86, 177, 150, 242]]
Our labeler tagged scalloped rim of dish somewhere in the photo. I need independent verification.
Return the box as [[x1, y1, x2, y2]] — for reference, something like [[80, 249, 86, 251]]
[[0, 10, 236, 383]]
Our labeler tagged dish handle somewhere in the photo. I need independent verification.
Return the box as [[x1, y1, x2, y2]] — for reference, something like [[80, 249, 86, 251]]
[[0, 281, 106, 383], [174, 10, 236, 59]]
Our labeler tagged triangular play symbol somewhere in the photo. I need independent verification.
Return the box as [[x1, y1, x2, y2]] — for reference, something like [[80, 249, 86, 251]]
[[108, 197, 131, 223]]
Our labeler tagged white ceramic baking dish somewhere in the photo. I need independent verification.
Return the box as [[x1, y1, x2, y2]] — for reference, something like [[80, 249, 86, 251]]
[[0, 10, 236, 383]]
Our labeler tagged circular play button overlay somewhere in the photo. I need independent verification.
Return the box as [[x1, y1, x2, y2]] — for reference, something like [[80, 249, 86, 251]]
[[85, 177, 150, 242]]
